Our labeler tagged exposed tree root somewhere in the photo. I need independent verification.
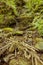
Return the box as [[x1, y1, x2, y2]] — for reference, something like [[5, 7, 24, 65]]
[[0, 41, 43, 65]]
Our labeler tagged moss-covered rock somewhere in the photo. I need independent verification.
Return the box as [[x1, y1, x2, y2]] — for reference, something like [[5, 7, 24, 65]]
[[35, 38, 43, 50]]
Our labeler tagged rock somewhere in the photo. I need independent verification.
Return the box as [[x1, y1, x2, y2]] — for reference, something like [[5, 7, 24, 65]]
[[35, 41, 43, 51]]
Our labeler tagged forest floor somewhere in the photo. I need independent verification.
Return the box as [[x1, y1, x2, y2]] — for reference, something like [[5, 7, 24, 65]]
[[0, 0, 43, 65], [0, 27, 43, 65]]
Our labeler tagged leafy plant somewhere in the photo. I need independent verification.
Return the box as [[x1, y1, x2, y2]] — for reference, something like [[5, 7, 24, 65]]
[[32, 17, 43, 36]]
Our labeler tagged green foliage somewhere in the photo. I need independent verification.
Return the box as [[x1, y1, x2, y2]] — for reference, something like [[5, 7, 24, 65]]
[[32, 17, 43, 36], [0, 1, 16, 27], [0, 0, 43, 36], [0, 0, 18, 15], [0, 1, 43, 65], [25, 0, 43, 10]]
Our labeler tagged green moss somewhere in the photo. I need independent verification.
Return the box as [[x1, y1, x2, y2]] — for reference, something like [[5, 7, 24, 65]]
[[0, 0, 43, 36], [2, 27, 14, 32], [0, 0, 18, 15]]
